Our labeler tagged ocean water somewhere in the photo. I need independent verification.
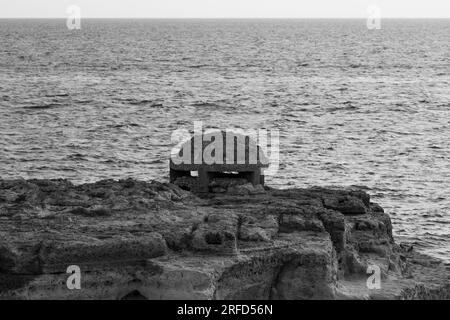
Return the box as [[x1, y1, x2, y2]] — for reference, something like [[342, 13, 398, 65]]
[[0, 19, 449, 262]]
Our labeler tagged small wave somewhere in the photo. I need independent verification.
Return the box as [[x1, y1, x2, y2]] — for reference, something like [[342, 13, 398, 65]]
[[74, 99, 94, 105], [66, 153, 87, 161], [23, 103, 62, 110], [349, 185, 372, 191], [190, 102, 218, 108], [45, 93, 69, 98], [109, 123, 140, 128], [119, 98, 163, 107], [128, 99, 152, 105], [148, 159, 164, 164], [327, 105, 358, 112], [188, 64, 209, 69]]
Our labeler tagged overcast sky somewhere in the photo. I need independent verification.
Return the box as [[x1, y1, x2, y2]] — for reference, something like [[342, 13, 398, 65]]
[[1, 0, 449, 18]]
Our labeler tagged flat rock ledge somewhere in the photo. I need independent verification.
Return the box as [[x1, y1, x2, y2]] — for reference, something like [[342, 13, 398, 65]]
[[0, 178, 448, 300]]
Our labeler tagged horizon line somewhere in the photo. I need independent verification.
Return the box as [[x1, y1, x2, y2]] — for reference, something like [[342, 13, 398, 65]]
[[1, 17, 449, 19]]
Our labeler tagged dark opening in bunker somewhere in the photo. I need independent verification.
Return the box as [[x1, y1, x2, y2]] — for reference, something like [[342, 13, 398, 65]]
[[120, 290, 148, 300]]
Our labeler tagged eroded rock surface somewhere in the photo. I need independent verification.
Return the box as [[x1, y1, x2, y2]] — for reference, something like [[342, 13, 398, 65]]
[[0, 179, 448, 299]]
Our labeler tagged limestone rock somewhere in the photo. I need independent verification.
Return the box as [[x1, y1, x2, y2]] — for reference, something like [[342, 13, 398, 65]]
[[0, 178, 448, 300], [239, 215, 278, 242]]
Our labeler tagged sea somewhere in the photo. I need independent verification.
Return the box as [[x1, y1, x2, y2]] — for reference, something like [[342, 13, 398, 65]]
[[0, 19, 449, 262]]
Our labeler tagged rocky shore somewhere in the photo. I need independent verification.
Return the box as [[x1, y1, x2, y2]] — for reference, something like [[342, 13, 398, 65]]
[[0, 178, 449, 299]]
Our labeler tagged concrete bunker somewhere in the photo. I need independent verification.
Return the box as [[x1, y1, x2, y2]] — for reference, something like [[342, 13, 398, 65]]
[[170, 130, 269, 193]]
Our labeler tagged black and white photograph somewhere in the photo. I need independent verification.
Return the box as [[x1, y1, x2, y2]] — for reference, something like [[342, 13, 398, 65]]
[[0, 0, 449, 306]]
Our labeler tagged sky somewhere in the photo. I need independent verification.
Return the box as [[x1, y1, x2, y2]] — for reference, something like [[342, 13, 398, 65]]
[[0, 0, 449, 18]]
